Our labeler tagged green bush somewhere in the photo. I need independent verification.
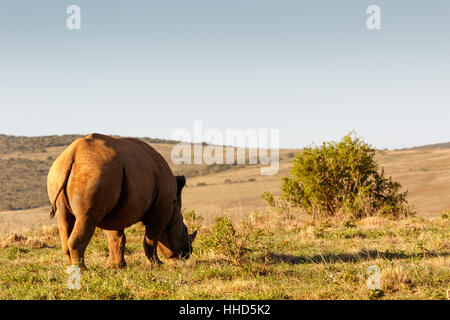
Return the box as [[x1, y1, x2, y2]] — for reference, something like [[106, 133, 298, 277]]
[[260, 192, 275, 207], [182, 209, 204, 231], [368, 289, 384, 300], [207, 216, 250, 265], [281, 133, 411, 219]]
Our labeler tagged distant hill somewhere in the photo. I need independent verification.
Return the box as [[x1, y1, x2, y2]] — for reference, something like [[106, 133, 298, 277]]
[[407, 142, 450, 150], [1, 134, 450, 218], [0, 134, 178, 155], [0, 134, 83, 155]]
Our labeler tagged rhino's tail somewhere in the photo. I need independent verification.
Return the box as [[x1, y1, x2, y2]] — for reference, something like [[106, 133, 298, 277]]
[[49, 160, 74, 219]]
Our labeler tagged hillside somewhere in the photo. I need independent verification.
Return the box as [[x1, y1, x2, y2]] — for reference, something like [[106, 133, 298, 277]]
[[407, 142, 450, 149], [0, 134, 178, 155], [182, 147, 450, 221], [0, 134, 292, 212], [1, 135, 450, 223], [0, 135, 180, 210]]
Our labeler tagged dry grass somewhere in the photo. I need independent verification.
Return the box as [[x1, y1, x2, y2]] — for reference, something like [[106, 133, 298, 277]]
[[376, 148, 450, 217], [0, 209, 448, 300], [0, 207, 55, 234], [0, 224, 58, 249]]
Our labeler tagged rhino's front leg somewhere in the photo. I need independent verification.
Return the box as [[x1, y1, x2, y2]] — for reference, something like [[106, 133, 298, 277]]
[[143, 226, 162, 265]]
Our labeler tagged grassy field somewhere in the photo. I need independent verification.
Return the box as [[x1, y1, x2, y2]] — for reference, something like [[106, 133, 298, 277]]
[[0, 207, 52, 234], [0, 134, 449, 300], [0, 209, 448, 300]]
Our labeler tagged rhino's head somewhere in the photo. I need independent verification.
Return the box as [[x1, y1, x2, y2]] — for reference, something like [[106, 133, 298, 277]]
[[158, 175, 197, 259]]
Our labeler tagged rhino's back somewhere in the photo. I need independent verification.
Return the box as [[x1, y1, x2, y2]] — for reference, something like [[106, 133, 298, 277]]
[[78, 134, 176, 229], [51, 133, 177, 229]]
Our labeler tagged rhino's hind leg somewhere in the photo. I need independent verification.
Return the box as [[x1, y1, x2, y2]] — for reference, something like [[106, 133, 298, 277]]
[[56, 202, 75, 265], [104, 229, 127, 269], [67, 216, 97, 269]]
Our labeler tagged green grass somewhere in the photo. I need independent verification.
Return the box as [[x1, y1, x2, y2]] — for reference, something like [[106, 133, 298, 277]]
[[0, 211, 448, 300]]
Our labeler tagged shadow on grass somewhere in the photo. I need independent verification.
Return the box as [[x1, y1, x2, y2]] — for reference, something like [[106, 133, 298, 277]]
[[268, 249, 450, 265]]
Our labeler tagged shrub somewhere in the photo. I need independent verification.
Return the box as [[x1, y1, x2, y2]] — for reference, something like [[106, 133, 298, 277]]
[[343, 219, 357, 229], [207, 216, 250, 265], [182, 209, 204, 231], [261, 192, 276, 207], [281, 133, 411, 219], [368, 289, 384, 300]]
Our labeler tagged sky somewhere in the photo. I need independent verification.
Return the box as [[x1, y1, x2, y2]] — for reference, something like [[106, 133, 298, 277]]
[[0, 1, 449, 149]]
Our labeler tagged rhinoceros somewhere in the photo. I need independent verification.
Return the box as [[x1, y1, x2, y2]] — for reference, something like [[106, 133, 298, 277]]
[[47, 133, 197, 269]]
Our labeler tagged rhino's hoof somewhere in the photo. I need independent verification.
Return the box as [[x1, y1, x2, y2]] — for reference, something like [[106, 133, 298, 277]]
[[149, 259, 163, 266], [107, 261, 127, 270]]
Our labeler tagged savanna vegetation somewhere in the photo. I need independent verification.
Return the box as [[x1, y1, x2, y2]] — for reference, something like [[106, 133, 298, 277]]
[[279, 133, 412, 219], [0, 207, 448, 300], [0, 133, 449, 300]]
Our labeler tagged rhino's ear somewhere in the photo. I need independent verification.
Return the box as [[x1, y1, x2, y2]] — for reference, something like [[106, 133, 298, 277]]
[[189, 230, 198, 243], [175, 175, 186, 195]]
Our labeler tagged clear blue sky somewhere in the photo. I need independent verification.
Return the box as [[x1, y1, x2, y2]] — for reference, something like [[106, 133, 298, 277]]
[[0, 1, 449, 149]]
